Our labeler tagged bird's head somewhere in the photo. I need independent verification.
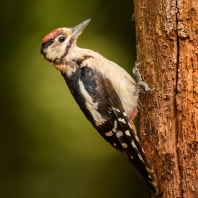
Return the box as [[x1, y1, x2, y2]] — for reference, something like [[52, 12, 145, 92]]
[[40, 19, 91, 64]]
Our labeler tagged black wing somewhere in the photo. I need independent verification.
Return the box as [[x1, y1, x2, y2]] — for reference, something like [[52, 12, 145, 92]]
[[62, 65, 157, 196], [103, 78, 157, 196]]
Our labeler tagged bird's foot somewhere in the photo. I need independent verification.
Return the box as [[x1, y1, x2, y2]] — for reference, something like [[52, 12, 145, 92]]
[[132, 62, 155, 93]]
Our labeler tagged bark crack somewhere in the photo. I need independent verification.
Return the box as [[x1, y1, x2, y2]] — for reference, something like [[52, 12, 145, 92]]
[[175, 0, 183, 197]]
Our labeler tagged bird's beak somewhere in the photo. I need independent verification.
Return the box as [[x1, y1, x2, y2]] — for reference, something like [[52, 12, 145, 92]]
[[72, 19, 91, 39]]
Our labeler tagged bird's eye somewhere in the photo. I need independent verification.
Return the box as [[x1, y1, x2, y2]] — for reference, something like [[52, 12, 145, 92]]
[[58, 36, 66, 43]]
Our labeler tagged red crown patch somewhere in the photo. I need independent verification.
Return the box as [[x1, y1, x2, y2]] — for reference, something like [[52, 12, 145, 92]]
[[42, 28, 62, 43]]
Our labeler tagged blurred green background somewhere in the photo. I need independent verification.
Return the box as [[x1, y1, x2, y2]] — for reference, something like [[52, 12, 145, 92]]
[[0, 0, 148, 197]]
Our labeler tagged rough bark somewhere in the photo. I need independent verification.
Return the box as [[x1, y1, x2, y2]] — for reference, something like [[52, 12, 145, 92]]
[[134, 0, 198, 197]]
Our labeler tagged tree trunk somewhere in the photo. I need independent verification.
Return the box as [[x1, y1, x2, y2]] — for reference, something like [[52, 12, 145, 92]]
[[134, 0, 198, 197]]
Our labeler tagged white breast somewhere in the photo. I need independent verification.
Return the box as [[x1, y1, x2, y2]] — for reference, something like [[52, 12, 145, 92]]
[[69, 47, 138, 115]]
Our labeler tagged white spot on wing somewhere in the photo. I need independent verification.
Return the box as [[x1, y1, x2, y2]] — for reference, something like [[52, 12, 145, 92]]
[[113, 143, 116, 147], [121, 143, 128, 148], [105, 131, 113, 137], [138, 153, 145, 163], [125, 130, 131, 136], [113, 108, 120, 112], [146, 167, 151, 172], [112, 120, 117, 132], [123, 112, 127, 116], [116, 131, 123, 138], [128, 122, 132, 129], [131, 140, 138, 149], [79, 80, 106, 126], [118, 118, 126, 124], [135, 135, 140, 142]]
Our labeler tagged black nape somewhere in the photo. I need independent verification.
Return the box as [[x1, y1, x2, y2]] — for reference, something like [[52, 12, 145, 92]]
[[40, 39, 54, 54]]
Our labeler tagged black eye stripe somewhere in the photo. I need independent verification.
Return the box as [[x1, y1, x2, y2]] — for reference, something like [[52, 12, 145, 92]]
[[40, 39, 54, 54], [42, 39, 53, 48]]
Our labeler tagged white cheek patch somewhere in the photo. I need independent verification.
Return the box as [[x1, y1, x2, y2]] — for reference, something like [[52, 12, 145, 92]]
[[46, 42, 66, 61], [79, 80, 106, 126]]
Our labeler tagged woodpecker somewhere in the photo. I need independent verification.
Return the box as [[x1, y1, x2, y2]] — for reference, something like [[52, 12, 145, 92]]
[[40, 19, 157, 197]]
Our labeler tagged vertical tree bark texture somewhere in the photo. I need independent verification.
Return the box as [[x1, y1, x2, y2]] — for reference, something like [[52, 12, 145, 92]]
[[177, 1, 198, 198], [134, 0, 198, 197]]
